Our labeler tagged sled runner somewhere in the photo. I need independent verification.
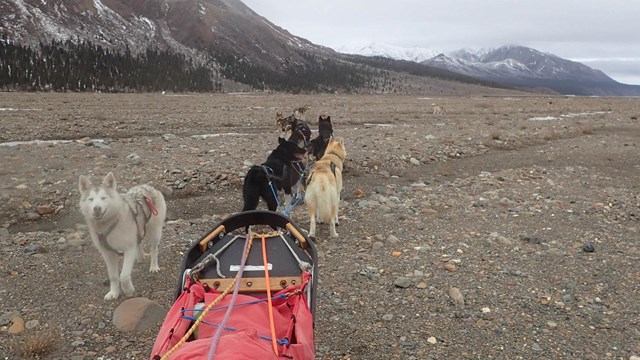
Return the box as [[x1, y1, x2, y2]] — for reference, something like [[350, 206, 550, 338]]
[[150, 210, 318, 360]]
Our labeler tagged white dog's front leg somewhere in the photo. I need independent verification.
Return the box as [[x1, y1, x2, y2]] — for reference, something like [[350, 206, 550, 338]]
[[120, 249, 138, 297], [100, 249, 121, 301]]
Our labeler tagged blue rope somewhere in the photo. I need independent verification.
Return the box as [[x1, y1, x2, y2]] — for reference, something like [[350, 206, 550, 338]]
[[181, 315, 291, 346], [268, 180, 280, 210]]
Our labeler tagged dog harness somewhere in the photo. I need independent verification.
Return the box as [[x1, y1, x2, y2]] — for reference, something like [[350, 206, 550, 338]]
[[96, 195, 158, 254], [304, 151, 343, 187]]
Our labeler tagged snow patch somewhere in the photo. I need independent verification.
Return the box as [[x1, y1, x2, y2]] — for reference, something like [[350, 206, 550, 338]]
[[191, 133, 251, 139], [92, 0, 108, 15], [0, 108, 43, 111], [529, 111, 608, 121]]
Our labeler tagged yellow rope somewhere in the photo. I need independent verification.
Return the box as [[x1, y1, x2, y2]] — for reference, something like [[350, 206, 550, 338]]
[[160, 234, 255, 360]]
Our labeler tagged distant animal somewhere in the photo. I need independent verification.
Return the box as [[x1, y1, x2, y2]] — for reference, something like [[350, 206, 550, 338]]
[[79, 172, 167, 301], [276, 105, 310, 138], [308, 115, 334, 160], [242, 137, 308, 212], [304, 136, 347, 239], [432, 105, 446, 115]]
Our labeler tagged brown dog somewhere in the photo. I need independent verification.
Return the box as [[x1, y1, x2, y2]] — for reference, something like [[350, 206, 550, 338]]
[[304, 137, 346, 238]]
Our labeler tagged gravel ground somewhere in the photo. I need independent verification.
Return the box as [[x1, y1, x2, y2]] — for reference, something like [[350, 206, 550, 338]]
[[0, 92, 639, 359]]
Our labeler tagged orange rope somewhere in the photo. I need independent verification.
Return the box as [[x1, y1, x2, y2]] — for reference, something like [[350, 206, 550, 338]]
[[262, 235, 279, 356]]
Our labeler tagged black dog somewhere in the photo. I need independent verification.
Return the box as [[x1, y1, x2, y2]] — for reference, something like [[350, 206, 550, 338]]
[[308, 115, 333, 160], [242, 137, 307, 212], [287, 118, 312, 149]]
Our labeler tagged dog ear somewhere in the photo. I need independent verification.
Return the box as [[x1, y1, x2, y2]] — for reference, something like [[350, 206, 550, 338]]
[[102, 172, 116, 190], [79, 175, 92, 193]]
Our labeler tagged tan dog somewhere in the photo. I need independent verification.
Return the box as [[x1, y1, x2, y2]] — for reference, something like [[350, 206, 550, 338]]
[[304, 137, 346, 238]]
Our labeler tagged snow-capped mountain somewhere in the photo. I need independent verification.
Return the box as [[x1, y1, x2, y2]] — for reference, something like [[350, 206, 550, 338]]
[[0, 0, 334, 72], [422, 45, 640, 96], [425, 46, 611, 82], [339, 42, 640, 96], [338, 42, 439, 64]]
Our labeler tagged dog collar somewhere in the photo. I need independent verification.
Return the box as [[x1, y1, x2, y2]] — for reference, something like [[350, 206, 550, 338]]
[[325, 151, 344, 162]]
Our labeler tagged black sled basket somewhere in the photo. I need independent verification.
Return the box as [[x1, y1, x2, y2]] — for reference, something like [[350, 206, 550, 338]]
[[174, 210, 318, 318]]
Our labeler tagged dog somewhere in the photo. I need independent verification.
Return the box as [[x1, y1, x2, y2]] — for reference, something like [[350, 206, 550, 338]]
[[304, 136, 346, 239], [79, 172, 167, 300], [308, 115, 334, 160], [275, 105, 310, 138], [432, 105, 446, 115], [287, 117, 312, 149], [242, 137, 307, 212]]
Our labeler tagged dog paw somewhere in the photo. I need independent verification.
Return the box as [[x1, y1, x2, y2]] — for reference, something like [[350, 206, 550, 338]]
[[121, 283, 135, 297], [104, 291, 120, 301], [330, 233, 339, 239], [149, 265, 160, 273]]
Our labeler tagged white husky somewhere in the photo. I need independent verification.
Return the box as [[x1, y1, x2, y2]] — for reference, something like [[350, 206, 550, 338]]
[[79, 172, 167, 300]]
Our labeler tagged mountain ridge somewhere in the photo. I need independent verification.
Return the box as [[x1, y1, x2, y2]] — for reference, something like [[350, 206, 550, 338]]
[[341, 42, 640, 96]]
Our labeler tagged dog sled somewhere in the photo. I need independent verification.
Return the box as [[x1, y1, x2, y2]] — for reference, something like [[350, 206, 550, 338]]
[[150, 210, 318, 360]]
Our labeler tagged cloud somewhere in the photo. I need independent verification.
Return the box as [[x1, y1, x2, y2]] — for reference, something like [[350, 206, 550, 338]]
[[243, 0, 640, 85]]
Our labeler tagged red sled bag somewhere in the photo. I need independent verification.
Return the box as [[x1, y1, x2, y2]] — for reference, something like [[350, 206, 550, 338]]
[[150, 211, 318, 360]]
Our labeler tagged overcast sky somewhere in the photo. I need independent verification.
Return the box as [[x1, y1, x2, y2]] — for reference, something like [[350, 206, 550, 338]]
[[242, 0, 640, 85]]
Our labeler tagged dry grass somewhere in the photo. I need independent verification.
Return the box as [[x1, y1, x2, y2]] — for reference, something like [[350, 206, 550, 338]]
[[10, 329, 59, 358]]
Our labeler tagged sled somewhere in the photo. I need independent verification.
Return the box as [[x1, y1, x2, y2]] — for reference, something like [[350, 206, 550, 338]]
[[150, 210, 318, 360]]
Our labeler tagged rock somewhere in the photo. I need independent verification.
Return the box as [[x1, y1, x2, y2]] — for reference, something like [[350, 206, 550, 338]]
[[25, 319, 40, 329], [36, 205, 55, 215], [354, 188, 365, 199], [409, 158, 420, 165], [393, 276, 412, 288], [25, 212, 41, 221], [448, 287, 465, 306], [520, 234, 542, 244], [386, 235, 400, 244], [7, 314, 25, 334], [444, 263, 457, 272], [112, 297, 167, 332], [127, 153, 142, 165], [583, 242, 595, 253], [427, 336, 437, 344]]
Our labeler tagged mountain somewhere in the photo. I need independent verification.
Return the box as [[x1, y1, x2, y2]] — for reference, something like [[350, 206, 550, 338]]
[[338, 42, 439, 63], [422, 45, 640, 96], [0, 0, 328, 72], [0, 0, 515, 94]]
